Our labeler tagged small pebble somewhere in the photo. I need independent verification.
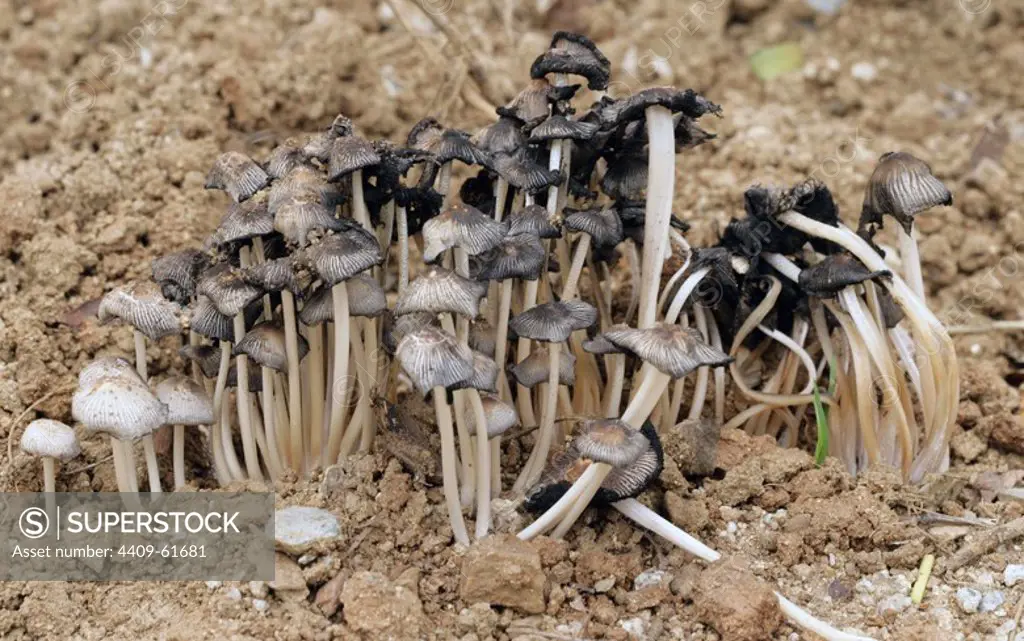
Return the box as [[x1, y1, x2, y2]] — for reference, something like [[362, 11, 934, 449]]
[[1004, 565, 1024, 587], [252, 598, 269, 612], [956, 587, 982, 613], [297, 553, 318, 566], [205, 581, 222, 590], [877, 593, 912, 617], [595, 577, 616, 593], [980, 591, 1005, 613], [249, 581, 268, 599], [634, 569, 671, 591], [851, 62, 877, 82], [225, 587, 242, 601], [726, 522, 738, 534]]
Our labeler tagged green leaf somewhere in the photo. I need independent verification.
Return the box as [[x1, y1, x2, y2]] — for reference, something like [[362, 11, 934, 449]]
[[813, 357, 836, 466], [750, 43, 804, 81]]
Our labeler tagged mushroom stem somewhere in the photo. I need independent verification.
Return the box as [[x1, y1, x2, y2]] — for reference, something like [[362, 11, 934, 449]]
[[212, 340, 242, 481], [470, 392, 491, 539], [259, 366, 286, 479], [307, 323, 326, 469], [513, 341, 560, 492], [108, 438, 133, 493], [438, 162, 453, 206], [560, 233, 590, 300], [132, 328, 160, 492], [439, 312, 475, 507], [432, 385, 470, 546], [172, 425, 186, 489], [494, 279, 514, 401], [232, 314, 263, 482], [325, 283, 352, 466], [898, 225, 925, 300], [638, 105, 675, 329], [359, 319, 381, 452], [518, 463, 602, 540], [612, 498, 720, 562], [281, 289, 303, 474], [142, 435, 162, 493], [338, 323, 371, 458], [397, 205, 410, 294], [603, 353, 626, 418], [490, 438, 501, 498], [774, 593, 876, 641], [515, 279, 539, 426], [42, 456, 56, 494]]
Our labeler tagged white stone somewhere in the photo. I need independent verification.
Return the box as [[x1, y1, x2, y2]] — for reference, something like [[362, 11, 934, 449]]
[[1004, 565, 1024, 587], [274, 506, 341, 555], [956, 587, 982, 613], [619, 617, 647, 640], [980, 591, 1005, 613], [205, 580, 222, 590], [595, 576, 616, 593], [877, 594, 912, 617], [252, 598, 269, 612], [851, 62, 877, 82], [634, 569, 671, 591], [225, 587, 242, 601], [297, 553, 318, 566], [249, 581, 268, 599]]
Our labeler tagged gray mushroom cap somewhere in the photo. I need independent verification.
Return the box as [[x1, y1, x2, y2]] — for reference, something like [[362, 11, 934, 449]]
[[449, 350, 499, 393], [207, 198, 274, 247], [152, 249, 208, 303], [382, 311, 440, 355], [468, 319, 496, 358], [72, 376, 169, 441], [302, 274, 386, 324], [204, 151, 269, 203], [529, 114, 600, 142], [509, 300, 597, 343], [154, 376, 214, 426], [273, 200, 348, 247], [304, 226, 383, 286], [582, 334, 622, 355], [564, 207, 623, 247], [234, 321, 309, 372], [422, 203, 507, 263], [474, 231, 546, 282], [602, 323, 732, 379], [98, 280, 183, 340], [328, 135, 381, 182], [508, 346, 576, 388], [798, 253, 891, 298], [179, 344, 223, 379], [197, 266, 264, 318], [573, 419, 649, 468], [243, 257, 305, 295], [394, 266, 488, 319], [21, 419, 80, 462], [861, 151, 953, 234], [395, 327, 474, 396], [466, 393, 519, 439], [507, 204, 562, 239]]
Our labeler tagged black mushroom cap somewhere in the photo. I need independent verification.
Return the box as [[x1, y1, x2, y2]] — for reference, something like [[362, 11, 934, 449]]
[[798, 253, 892, 298], [563, 207, 623, 247], [393, 186, 444, 236], [598, 87, 722, 127], [152, 249, 208, 304], [602, 323, 733, 379], [601, 151, 647, 202], [204, 151, 269, 203], [474, 116, 528, 159], [507, 204, 562, 239], [859, 151, 953, 235], [473, 231, 546, 281], [488, 153, 563, 194], [529, 115, 600, 142], [509, 300, 597, 343], [530, 31, 611, 91]]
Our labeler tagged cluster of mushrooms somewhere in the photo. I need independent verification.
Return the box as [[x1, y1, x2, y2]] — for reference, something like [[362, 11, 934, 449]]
[[25, 32, 961, 640]]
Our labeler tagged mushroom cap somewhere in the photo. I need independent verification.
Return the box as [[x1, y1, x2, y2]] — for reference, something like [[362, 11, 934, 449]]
[[798, 253, 891, 298], [449, 350, 499, 393], [208, 198, 275, 246], [301, 273, 387, 321], [598, 87, 721, 127], [582, 333, 622, 355], [98, 280, 182, 341], [468, 319, 496, 358], [508, 346, 576, 388], [152, 249, 208, 304], [529, 114, 600, 142], [602, 323, 732, 379], [862, 151, 953, 234], [509, 300, 597, 343], [436, 129, 492, 166], [303, 225, 383, 285], [489, 153, 563, 194], [422, 203, 508, 263], [20, 419, 80, 461], [598, 419, 663, 502], [204, 151, 269, 203], [474, 231, 546, 281], [498, 78, 579, 128], [79, 356, 143, 389], [395, 327, 474, 395], [382, 311, 439, 355], [266, 142, 310, 180], [234, 321, 309, 371], [273, 200, 349, 247], [406, 117, 445, 153], [226, 364, 263, 392], [197, 266, 265, 318], [154, 376, 214, 425], [243, 256, 305, 295], [328, 135, 382, 181], [574, 419, 650, 468], [72, 376, 168, 441], [507, 204, 562, 239], [190, 295, 247, 341], [268, 165, 346, 215], [466, 393, 519, 439], [563, 207, 623, 247], [530, 31, 611, 91], [473, 116, 527, 158], [179, 344, 223, 379], [394, 265, 488, 318], [600, 151, 648, 202], [299, 286, 333, 325]]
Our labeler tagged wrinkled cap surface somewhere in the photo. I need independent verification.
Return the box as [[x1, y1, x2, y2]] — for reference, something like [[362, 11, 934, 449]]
[[205, 151, 269, 203], [328, 135, 382, 181], [529, 114, 600, 142], [394, 265, 488, 318], [21, 419, 80, 461], [303, 225, 383, 285], [154, 376, 215, 425], [507, 204, 562, 239], [798, 253, 891, 298], [79, 357, 143, 389], [574, 418, 650, 468], [530, 31, 611, 90], [234, 321, 309, 371], [395, 327, 474, 395], [98, 280, 182, 340], [563, 207, 623, 247], [508, 346, 576, 388], [197, 266, 264, 317], [861, 151, 953, 234], [474, 231, 546, 281], [72, 376, 169, 441], [509, 300, 597, 342], [602, 323, 732, 378], [152, 249, 208, 304], [421, 203, 508, 262]]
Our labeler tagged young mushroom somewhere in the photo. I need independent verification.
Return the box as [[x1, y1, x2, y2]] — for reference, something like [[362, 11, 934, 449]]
[[20, 419, 80, 497], [154, 377, 215, 489]]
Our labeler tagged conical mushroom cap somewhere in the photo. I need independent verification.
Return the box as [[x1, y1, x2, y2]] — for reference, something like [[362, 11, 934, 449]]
[[798, 253, 891, 298], [208, 198, 275, 246], [234, 321, 309, 371], [529, 115, 599, 142], [190, 295, 236, 341], [304, 225, 383, 285], [299, 286, 333, 325], [72, 376, 168, 441], [598, 420, 663, 502], [508, 346, 576, 387], [530, 31, 611, 91], [602, 323, 732, 379], [394, 265, 488, 318], [205, 151, 269, 203], [79, 357, 143, 389], [273, 200, 348, 247], [466, 393, 519, 439], [468, 319, 496, 358], [862, 151, 953, 234], [382, 311, 439, 355], [474, 231, 546, 282], [564, 207, 623, 247], [179, 344, 223, 379], [395, 327, 474, 395], [601, 151, 647, 202], [154, 376, 214, 425], [449, 350, 499, 393], [489, 153, 562, 194], [152, 249, 208, 304], [507, 204, 562, 239], [435, 129, 491, 166], [473, 116, 527, 158], [422, 203, 507, 262], [197, 267, 264, 317], [243, 257, 304, 295], [266, 142, 310, 180], [328, 135, 381, 181], [574, 419, 649, 468], [98, 280, 182, 340], [509, 300, 597, 343], [582, 334, 622, 355], [21, 419, 80, 462]]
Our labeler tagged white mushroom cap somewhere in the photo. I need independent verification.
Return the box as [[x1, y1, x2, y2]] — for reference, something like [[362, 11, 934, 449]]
[[20, 419, 81, 461], [72, 376, 168, 441], [466, 393, 519, 439], [154, 376, 214, 426], [78, 357, 143, 388]]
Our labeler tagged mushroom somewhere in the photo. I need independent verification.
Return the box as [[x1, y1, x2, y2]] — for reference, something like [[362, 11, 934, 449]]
[[421, 203, 507, 264], [20, 419, 80, 498], [464, 392, 519, 532], [205, 151, 270, 203], [395, 326, 474, 545], [154, 377, 214, 489]]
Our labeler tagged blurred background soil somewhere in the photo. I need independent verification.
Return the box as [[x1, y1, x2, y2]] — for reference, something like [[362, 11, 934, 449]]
[[0, 0, 1023, 639]]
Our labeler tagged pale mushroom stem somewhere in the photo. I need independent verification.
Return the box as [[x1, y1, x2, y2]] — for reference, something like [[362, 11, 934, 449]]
[[612, 498, 720, 561], [898, 225, 926, 300], [41, 457, 56, 494], [325, 283, 351, 465], [359, 318, 381, 452], [212, 340, 242, 482], [109, 439, 134, 493], [493, 279, 515, 402], [470, 392, 492, 539], [515, 279, 539, 426], [438, 162, 453, 207], [338, 325, 371, 458], [560, 233, 590, 300], [638, 105, 675, 329], [439, 312, 475, 507], [259, 366, 286, 479], [307, 323, 326, 468], [432, 386, 470, 546], [281, 289, 303, 474], [232, 314, 263, 482], [513, 342, 560, 492], [132, 328, 161, 493], [378, 199, 396, 288], [172, 425, 186, 489]]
